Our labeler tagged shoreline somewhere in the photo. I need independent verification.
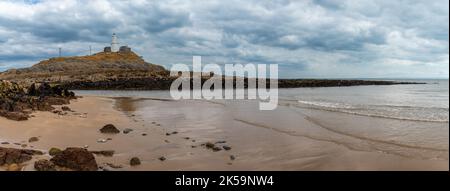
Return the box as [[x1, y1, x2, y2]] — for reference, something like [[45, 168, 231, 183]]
[[1, 95, 448, 171]]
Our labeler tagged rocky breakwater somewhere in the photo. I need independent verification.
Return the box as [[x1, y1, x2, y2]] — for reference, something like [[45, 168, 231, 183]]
[[0, 80, 76, 121]]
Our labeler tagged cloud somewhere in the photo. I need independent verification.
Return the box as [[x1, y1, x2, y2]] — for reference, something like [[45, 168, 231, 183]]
[[0, 0, 448, 78]]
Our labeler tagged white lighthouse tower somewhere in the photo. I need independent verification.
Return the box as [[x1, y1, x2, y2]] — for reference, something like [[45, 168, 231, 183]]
[[111, 33, 119, 52]]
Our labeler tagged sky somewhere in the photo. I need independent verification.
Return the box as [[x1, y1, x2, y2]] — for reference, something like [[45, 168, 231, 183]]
[[0, 0, 448, 78]]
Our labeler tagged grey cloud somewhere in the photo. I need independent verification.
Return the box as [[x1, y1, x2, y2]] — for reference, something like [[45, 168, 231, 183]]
[[0, 0, 447, 78]]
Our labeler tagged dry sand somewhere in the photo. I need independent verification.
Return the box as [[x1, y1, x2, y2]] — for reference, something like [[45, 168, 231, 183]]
[[0, 96, 448, 171]]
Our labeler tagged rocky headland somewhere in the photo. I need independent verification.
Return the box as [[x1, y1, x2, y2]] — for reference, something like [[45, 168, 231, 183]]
[[0, 49, 424, 90], [0, 50, 168, 85]]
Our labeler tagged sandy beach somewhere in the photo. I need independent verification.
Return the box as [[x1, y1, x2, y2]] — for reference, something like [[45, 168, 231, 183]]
[[0, 95, 448, 171]]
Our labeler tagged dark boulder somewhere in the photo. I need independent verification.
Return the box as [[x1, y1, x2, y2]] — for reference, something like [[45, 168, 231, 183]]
[[50, 147, 98, 171], [48, 148, 62, 156], [223, 146, 232, 151], [130, 157, 141, 166], [0, 147, 42, 165], [100, 124, 120, 134], [34, 159, 56, 171], [28, 137, 39, 143]]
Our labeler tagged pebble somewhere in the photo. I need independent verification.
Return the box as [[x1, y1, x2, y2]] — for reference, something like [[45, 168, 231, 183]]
[[130, 157, 141, 166], [123, 128, 134, 134], [28, 137, 39, 143], [223, 146, 232, 151]]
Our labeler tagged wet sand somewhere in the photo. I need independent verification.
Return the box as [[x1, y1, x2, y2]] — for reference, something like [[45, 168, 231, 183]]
[[0, 96, 448, 171]]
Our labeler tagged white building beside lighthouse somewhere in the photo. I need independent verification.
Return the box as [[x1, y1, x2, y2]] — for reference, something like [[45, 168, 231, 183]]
[[111, 33, 119, 52]]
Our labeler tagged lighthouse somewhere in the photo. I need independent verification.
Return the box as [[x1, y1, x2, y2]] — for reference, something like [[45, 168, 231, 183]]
[[111, 33, 119, 52]]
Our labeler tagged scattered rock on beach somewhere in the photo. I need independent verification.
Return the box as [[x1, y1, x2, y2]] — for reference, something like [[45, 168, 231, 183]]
[[61, 106, 71, 111], [49, 148, 62, 156], [165, 131, 178, 136], [158, 156, 166, 161], [0, 147, 42, 165], [142, 133, 147, 136], [230, 155, 236, 161], [100, 124, 120, 134], [203, 142, 223, 152], [1, 142, 9, 145], [205, 142, 215, 149], [34, 159, 56, 171], [97, 139, 107, 143], [123, 128, 133, 134], [223, 146, 232, 151], [50, 147, 98, 171], [130, 157, 141, 166], [28, 137, 39, 143]]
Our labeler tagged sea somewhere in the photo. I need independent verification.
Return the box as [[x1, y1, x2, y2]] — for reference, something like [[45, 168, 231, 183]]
[[75, 79, 449, 160], [76, 79, 449, 123]]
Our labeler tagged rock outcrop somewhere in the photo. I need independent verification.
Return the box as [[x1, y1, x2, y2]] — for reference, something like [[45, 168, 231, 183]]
[[50, 147, 98, 171], [0, 147, 44, 166], [0, 80, 76, 121]]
